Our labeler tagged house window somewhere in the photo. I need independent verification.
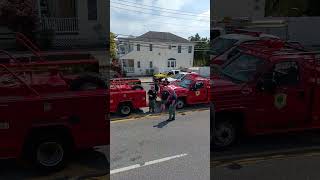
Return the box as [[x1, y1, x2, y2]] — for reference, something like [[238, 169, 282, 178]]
[[87, 0, 97, 20], [149, 44, 153, 51], [169, 45, 172, 49], [168, 58, 176, 68], [150, 61, 153, 68], [137, 44, 140, 51], [137, 61, 141, 68], [188, 46, 192, 53], [178, 45, 181, 53]]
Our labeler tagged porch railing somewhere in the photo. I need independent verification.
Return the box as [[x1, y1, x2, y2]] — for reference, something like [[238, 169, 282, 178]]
[[41, 18, 79, 33], [123, 67, 135, 73]]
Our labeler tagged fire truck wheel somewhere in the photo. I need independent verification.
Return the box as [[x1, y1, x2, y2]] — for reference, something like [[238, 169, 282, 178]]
[[28, 136, 69, 172], [132, 85, 143, 90], [213, 120, 236, 149], [118, 103, 132, 116], [176, 98, 185, 109]]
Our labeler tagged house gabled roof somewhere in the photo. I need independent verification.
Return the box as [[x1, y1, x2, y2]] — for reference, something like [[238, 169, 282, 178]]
[[120, 31, 191, 43]]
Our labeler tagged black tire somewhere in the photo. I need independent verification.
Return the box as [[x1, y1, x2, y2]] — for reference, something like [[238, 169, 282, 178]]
[[118, 103, 132, 116], [70, 74, 107, 91], [176, 98, 185, 109], [132, 85, 144, 90], [212, 120, 237, 150], [27, 135, 69, 172]]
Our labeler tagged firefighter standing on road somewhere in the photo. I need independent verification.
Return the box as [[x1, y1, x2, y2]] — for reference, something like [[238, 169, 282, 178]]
[[148, 86, 157, 113], [168, 90, 177, 121], [161, 90, 170, 112]]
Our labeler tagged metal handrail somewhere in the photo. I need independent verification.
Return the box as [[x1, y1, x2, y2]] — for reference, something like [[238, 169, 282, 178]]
[[0, 64, 39, 96], [16, 32, 45, 61]]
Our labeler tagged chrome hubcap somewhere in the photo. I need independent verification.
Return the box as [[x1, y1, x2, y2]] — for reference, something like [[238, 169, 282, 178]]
[[37, 142, 64, 167], [121, 106, 130, 115], [214, 123, 234, 147], [177, 101, 184, 109]]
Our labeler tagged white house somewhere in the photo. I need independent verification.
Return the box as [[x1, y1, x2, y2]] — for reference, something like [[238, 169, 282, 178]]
[[117, 31, 195, 76]]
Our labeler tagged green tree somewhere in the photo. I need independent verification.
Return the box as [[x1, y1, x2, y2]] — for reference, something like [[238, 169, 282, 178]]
[[188, 33, 210, 67], [110, 32, 117, 59]]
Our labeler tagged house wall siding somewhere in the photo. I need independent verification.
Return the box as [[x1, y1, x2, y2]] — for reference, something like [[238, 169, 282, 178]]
[[120, 41, 194, 76]]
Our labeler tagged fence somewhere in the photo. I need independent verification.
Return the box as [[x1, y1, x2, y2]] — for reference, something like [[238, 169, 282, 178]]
[[41, 18, 79, 33]]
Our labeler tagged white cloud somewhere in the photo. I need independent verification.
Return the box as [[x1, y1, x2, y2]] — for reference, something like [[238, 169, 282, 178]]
[[111, 0, 210, 39]]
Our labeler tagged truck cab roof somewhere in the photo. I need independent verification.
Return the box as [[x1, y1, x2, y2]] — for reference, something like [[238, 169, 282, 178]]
[[236, 39, 309, 63]]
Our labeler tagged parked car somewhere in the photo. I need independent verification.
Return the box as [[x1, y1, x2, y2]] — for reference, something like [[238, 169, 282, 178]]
[[162, 72, 199, 83], [153, 69, 181, 81]]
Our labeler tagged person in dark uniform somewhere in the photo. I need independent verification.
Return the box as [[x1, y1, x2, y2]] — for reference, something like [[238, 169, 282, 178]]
[[160, 90, 170, 112], [154, 80, 159, 93], [168, 90, 177, 121], [147, 86, 157, 113]]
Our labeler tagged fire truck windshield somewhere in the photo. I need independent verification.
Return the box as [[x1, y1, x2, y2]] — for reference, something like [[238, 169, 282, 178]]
[[179, 79, 193, 89], [221, 53, 265, 83], [211, 37, 238, 55]]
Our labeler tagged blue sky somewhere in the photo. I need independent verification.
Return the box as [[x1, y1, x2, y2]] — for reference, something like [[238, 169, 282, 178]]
[[111, 0, 210, 40]]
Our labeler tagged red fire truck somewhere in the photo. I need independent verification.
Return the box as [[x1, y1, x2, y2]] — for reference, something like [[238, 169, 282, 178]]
[[110, 79, 147, 116], [161, 76, 210, 109], [211, 38, 320, 149], [0, 33, 109, 171]]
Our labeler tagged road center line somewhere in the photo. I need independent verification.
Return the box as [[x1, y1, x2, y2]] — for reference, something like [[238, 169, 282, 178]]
[[110, 153, 188, 175]]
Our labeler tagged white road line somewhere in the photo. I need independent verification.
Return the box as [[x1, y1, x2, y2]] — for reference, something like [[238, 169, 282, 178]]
[[110, 153, 188, 175]]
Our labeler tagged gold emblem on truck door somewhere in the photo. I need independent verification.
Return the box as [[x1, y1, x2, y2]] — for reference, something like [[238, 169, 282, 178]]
[[274, 93, 287, 109], [196, 91, 200, 96]]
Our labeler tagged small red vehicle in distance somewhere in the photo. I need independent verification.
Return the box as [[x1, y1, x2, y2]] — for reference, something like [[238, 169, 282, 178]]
[[162, 76, 210, 109], [110, 79, 147, 116]]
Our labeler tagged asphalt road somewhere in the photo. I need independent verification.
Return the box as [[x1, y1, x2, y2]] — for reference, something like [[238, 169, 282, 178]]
[[212, 152, 320, 180], [110, 110, 210, 180], [212, 131, 320, 180]]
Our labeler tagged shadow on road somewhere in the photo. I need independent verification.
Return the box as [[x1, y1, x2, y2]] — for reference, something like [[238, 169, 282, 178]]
[[0, 148, 109, 180], [153, 119, 175, 128], [111, 103, 209, 120]]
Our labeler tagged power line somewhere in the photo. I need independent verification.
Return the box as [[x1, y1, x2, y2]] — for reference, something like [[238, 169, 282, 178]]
[[110, 10, 209, 28], [111, 0, 209, 17], [110, 1, 210, 18], [110, 5, 210, 22]]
